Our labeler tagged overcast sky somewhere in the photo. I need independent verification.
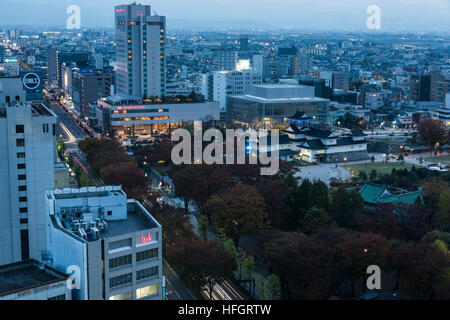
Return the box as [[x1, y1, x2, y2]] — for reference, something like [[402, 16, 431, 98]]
[[1, 0, 449, 31]]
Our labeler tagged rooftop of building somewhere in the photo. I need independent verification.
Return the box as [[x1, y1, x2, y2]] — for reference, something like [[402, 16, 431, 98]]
[[0, 259, 69, 297], [0, 102, 56, 118], [359, 182, 423, 205], [48, 187, 160, 242], [50, 186, 126, 200]]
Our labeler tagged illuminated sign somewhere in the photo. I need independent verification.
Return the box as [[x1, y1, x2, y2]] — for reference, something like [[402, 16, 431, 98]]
[[116, 9, 125, 13], [22, 72, 41, 90], [140, 234, 152, 243], [117, 106, 145, 110]]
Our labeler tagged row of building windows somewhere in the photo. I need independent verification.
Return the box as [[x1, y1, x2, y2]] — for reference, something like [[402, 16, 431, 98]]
[[136, 266, 158, 281], [108, 284, 158, 300], [111, 116, 169, 122], [109, 248, 158, 270]]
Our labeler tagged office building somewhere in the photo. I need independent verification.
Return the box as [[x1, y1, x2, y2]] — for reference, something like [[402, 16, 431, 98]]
[[72, 68, 114, 118], [0, 259, 71, 300], [46, 186, 163, 300], [96, 94, 220, 138], [0, 102, 57, 265], [46, 49, 90, 86], [214, 50, 239, 71], [240, 34, 249, 52], [115, 3, 166, 98], [227, 84, 330, 128]]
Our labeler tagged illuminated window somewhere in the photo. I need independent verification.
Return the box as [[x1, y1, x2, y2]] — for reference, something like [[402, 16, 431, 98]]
[[109, 291, 132, 300], [136, 284, 158, 299]]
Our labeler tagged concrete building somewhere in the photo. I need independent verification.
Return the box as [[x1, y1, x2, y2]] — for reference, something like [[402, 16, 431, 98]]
[[0, 103, 57, 265], [46, 186, 163, 300], [71, 68, 113, 118], [0, 259, 71, 300], [227, 84, 330, 128], [96, 94, 220, 138], [332, 71, 349, 91], [214, 50, 239, 71], [114, 3, 166, 98]]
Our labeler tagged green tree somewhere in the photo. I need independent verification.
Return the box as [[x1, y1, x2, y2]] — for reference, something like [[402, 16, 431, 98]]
[[439, 189, 450, 227], [198, 215, 210, 241]]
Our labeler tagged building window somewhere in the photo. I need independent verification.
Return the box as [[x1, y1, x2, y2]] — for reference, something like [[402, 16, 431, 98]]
[[137, 266, 158, 281], [109, 291, 132, 300], [17, 163, 26, 169], [109, 273, 132, 288], [19, 207, 28, 213], [20, 230, 29, 260], [16, 139, 25, 147], [20, 218, 28, 224], [18, 174, 26, 180], [43, 124, 49, 133], [109, 254, 132, 269], [48, 294, 65, 300], [136, 284, 158, 299], [16, 125, 24, 133], [19, 196, 27, 202], [136, 248, 158, 262], [17, 152, 26, 159], [18, 185, 27, 192]]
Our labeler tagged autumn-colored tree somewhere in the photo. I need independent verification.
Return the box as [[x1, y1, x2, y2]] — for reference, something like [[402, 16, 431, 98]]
[[389, 242, 450, 299], [151, 205, 193, 246], [336, 233, 391, 297], [101, 163, 147, 199], [166, 237, 236, 299], [301, 206, 332, 234], [255, 178, 291, 230], [418, 119, 447, 148], [206, 184, 269, 247], [262, 231, 335, 299], [350, 204, 401, 239], [171, 164, 233, 214]]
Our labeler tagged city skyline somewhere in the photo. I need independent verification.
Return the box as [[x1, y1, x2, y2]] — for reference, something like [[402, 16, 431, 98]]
[[1, 0, 449, 32]]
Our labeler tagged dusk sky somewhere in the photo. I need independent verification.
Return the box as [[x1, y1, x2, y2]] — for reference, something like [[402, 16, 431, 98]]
[[1, 0, 449, 31]]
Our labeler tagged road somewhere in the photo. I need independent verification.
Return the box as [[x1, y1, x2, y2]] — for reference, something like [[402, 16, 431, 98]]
[[201, 280, 245, 300], [163, 259, 196, 300], [48, 101, 103, 184]]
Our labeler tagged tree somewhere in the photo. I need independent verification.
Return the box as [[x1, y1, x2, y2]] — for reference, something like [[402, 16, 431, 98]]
[[439, 189, 450, 227], [206, 184, 269, 246], [418, 119, 447, 148], [102, 163, 148, 199], [166, 237, 236, 299], [152, 205, 193, 246], [263, 231, 336, 299], [256, 274, 281, 300], [330, 186, 364, 227], [336, 233, 391, 297], [198, 215, 210, 241], [350, 204, 400, 239], [172, 165, 233, 215], [423, 178, 448, 209], [369, 169, 377, 181], [301, 206, 331, 234], [255, 178, 291, 230], [389, 242, 450, 299]]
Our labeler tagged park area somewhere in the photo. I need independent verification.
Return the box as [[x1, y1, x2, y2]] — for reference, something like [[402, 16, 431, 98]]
[[342, 161, 414, 176]]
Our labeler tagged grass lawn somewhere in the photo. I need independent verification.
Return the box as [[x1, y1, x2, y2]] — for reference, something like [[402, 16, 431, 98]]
[[342, 162, 414, 175], [423, 155, 450, 165]]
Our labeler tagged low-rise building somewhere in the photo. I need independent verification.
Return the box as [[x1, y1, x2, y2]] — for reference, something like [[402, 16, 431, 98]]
[[0, 259, 71, 300], [96, 94, 220, 138], [46, 186, 163, 300]]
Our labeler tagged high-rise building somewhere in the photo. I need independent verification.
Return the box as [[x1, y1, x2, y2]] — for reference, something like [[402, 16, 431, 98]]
[[115, 3, 166, 98], [71, 68, 114, 118], [240, 34, 249, 52], [0, 102, 57, 265]]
